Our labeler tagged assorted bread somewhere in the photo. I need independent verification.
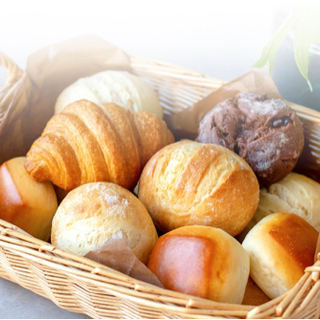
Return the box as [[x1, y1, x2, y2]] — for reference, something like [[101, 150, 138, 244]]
[[196, 92, 305, 186], [51, 182, 158, 264], [147, 225, 250, 304], [25, 99, 174, 191], [54, 70, 163, 119], [0, 68, 318, 306], [138, 140, 260, 237]]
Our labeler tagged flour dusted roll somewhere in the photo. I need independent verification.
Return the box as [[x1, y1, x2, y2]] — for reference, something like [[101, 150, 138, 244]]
[[138, 140, 260, 236], [238, 172, 320, 242], [51, 182, 158, 264], [242, 212, 319, 299], [147, 225, 250, 304], [54, 70, 163, 119]]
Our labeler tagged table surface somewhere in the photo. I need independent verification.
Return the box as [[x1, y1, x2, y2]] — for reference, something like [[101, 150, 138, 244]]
[[0, 1, 295, 318]]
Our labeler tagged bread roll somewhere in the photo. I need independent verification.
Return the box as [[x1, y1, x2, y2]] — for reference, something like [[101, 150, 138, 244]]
[[238, 172, 320, 242], [241, 276, 271, 306], [54, 70, 163, 119], [0, 157, 58, 241], [138, 140, 260, 236], [51, 182, 158, 264], [147, 225, 250, 304], [25, 100, 174, 191], [196, 93, 304, 186], [242, 212, 318, 299]]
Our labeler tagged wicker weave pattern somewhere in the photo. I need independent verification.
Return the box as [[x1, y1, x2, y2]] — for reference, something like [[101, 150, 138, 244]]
[[0, 52, 320, 319]]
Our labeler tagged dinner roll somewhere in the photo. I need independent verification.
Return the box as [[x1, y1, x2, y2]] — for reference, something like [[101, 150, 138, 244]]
[[147, 225, 250, 304], [238, 172, 320, 242], [54, 70, 163, 119], [51, 182, 158, 264], [242, 212, 318, 299], [138, 140, 260, 236], [0, 157, 58, 241]]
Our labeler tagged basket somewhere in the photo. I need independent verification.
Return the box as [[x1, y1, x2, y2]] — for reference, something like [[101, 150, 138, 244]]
[[1, 51, 320, 319]]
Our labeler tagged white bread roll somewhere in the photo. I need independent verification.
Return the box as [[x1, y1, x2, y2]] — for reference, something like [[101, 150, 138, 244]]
[[51, 182, 158, 264], [54, 70, 163, 119], [0, 157, 58, 241], [242, 212, 318, 299], [138, 140, 260, 237], [147, 225, 250, 304], [238, 172, 320, 242]]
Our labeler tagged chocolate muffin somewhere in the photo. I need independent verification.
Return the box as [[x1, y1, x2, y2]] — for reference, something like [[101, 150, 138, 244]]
[[196, 93, 305, 186]]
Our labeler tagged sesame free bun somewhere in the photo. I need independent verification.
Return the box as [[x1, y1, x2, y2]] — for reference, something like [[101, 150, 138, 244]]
[[147, 225, 250, 304], [54, 70, 163, 119], [138, 140, 260, 236], [238, 172, 320, 242], [51, 182, 158, 264], [242, 212, 319, 299]]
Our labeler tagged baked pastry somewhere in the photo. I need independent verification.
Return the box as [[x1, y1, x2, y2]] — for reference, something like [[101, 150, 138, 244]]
[[25, 100, 174, 191], [138, 140, 260, 236], [242, 212, 318, 299], [238, 172, 320, 242], [54, 70, 163, 119], [196, 92, 305, 186], [147, 225, 250, 304], [51, 182, 158, 264], [0, 157, 58, 241]]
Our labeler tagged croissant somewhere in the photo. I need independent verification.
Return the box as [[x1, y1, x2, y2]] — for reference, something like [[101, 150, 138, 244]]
[[25, 99, 174, 191]]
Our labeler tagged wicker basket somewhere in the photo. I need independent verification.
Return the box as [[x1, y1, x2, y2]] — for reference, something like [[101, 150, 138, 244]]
[[1, 51, 320, 319]]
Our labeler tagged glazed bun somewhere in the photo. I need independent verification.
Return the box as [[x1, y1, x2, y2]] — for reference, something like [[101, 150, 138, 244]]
[[54, 70, 163, 119], [147, 225, 250, 304], [138, 140, 260, 236], [51, 182, 158, 264], [0, 157, 58, 241], [242, 212, 318, 299], [238, 172, 320, 242]]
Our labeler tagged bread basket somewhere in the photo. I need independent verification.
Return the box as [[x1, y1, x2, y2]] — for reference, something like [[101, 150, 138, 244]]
[[1, 50, 320, 319]]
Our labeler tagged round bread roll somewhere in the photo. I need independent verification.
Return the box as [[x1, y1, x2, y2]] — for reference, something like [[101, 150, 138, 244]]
[[147, 225, 250, 304], [138, 140, 260, 236], [238, 172, 320, 242], [242, 212, 319, 299], [54, 70, 163, 119], [241, 276, 271, 306], [51, 182, 158, 264], [196, 93, 304, 186], [0, 157, 58, 241]]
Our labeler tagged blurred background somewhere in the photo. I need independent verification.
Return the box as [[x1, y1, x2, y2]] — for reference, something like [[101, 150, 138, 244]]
[[0, 0, 306, 83]]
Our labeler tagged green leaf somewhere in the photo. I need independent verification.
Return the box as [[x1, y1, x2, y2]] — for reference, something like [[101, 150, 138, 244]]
[[252, 10, 298, 73], [293, 5, 320, 91]]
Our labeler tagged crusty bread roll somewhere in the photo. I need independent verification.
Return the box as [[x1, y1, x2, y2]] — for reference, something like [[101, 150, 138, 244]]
[[242, 212, 319, 299], [147, 225, 250, 304], [238, 172, 320, 242], [0, 157, 58, 241], [51, 182, 158, 264], [138, 140, 260, 236], [25, 100, 174, 191], [54, 70, 163, 119]]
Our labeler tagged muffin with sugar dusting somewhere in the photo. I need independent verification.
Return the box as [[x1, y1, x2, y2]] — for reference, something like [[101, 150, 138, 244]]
[[51, 182, 158, 264], [196, 92, 305, 186]]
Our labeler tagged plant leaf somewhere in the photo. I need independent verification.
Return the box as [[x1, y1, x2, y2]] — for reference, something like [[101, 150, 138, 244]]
[[294, 5, 320, 91], [252, 10, 298, 73]]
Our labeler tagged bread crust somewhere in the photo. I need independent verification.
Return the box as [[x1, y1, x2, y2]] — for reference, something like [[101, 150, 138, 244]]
[[138, 140, 260, 236]]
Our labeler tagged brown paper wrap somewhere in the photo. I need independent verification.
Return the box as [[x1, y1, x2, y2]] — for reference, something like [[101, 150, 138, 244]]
[[0, 35, 132, 164], [84, 231, 163, 288], [167, 69, 282, 141]]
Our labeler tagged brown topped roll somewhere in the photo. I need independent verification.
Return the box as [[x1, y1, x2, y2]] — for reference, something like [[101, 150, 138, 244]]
[[196, 93, 305, 186]]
